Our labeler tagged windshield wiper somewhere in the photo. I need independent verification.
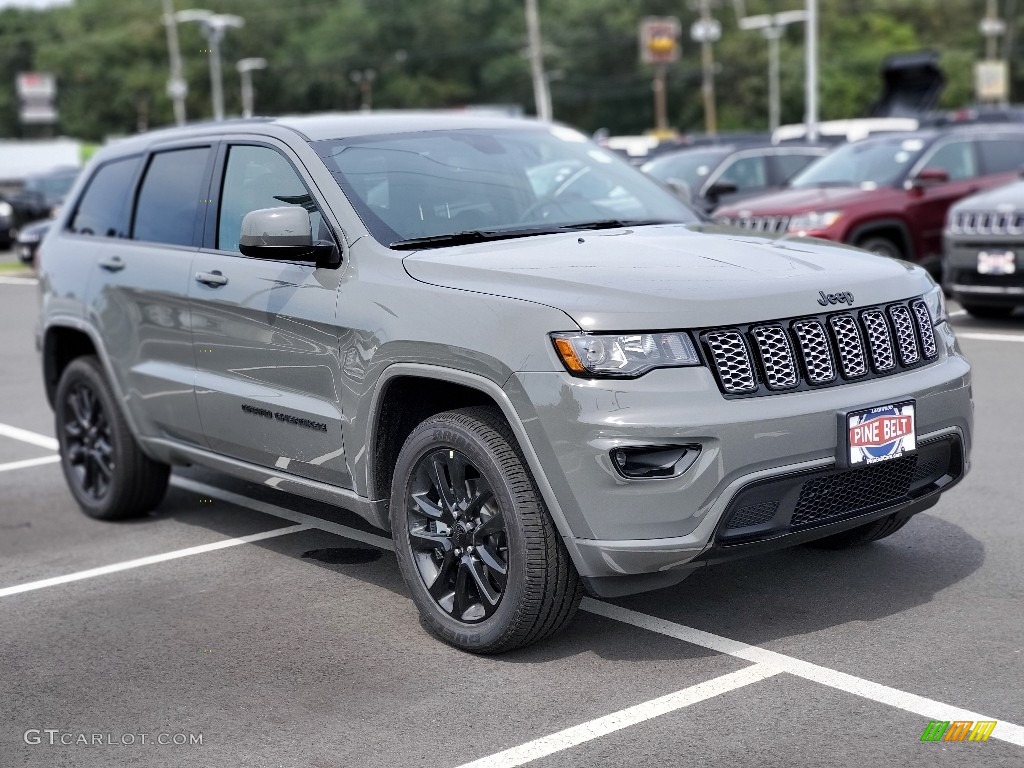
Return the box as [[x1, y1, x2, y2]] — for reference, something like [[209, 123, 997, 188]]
[[389, 219, 679, 250]]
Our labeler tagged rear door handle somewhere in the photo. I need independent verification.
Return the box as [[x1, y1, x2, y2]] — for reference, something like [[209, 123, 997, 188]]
[[195, 270, 228, 287], [98, 256, 125, 272]]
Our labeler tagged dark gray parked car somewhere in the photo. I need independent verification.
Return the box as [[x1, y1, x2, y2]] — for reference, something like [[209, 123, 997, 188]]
[[641, 143, 828, 213], [38, 114, 972, 653], [944, 179, 1024, 318]]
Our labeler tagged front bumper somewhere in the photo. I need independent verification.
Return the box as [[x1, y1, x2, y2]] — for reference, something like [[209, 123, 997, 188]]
[[944, 232, 1024, 306], [505, 322, 971, 594]]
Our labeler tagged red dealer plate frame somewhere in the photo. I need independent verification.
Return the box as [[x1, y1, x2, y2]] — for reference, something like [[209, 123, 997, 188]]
[[840, 401, 917, 468]]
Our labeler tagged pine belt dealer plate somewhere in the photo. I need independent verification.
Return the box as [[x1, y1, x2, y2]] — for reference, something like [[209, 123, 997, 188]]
[[847, 401, 916, 466]]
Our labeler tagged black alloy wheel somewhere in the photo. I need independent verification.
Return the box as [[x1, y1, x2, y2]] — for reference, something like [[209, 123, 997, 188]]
[[391, 407, 582, 654], [62, 380, 114, 501], [55, 356, 170, 520], [407, 448, 508, 623]]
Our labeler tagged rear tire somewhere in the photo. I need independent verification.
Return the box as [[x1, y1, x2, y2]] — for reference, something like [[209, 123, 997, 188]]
[[804, 509, 914, 550], [55, 356, 169, 520], [391, 406, 582, 654], [962, 303, 1014, 320]]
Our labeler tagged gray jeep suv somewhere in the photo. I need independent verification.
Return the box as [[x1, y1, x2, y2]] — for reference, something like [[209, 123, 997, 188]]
[[37, 114, 972, 653]]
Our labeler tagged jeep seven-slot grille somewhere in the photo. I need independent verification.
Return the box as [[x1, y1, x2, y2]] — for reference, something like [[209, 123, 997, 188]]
[[700, 298, 938, 397]]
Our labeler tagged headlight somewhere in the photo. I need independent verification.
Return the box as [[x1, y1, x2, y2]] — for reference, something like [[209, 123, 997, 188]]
[[922, 284, 947, 326], [0, 201, 13, 218], [787, 210, 843, 233], [551, 331, 701, 378]]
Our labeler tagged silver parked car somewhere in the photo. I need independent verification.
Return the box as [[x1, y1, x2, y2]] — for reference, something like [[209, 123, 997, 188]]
[[38, 114, 972, 653], [944, 178, 1024, 318]]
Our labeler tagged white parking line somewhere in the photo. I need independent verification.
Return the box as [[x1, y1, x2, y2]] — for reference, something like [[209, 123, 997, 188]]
[[3, 447, 1022, 753], [0, 455, 60, 473], [949, 309, 967, 317], [0, 423, 58, 451], [958, 332, 1024, 344], [0, 275, 38, 286], [0, 524, 312, 598], [453, 664, 782, 768], [584, 600, 1024, 747]]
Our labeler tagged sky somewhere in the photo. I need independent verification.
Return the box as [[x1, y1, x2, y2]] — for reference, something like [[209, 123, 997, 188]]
[[0, 0, 72, 8]]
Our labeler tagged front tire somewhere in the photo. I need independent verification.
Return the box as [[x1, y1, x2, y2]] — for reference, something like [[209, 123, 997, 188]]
[[55, 356, 170, 520], [856, 236, 902, 260], [391, 406, 582, 654]]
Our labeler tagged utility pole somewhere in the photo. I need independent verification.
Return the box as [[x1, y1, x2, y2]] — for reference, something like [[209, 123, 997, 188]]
[[985, 0, 1000, 59], [524, 0, 552, 121], [161, 0, 187, 125], [805, 0, 819, 143]]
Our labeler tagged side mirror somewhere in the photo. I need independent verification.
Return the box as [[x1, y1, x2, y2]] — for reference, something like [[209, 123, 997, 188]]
[[911, 167, 950, 188], [238, 206, 338, 266], [706, 179, 739, 200]]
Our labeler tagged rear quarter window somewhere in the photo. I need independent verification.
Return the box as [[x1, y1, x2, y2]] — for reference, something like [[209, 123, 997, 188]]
[[68, 156, 142, 238]]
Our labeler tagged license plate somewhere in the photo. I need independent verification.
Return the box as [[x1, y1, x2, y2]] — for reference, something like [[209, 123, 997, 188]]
[[847, 402, 916, 466], [977, 250, 1016, 275]]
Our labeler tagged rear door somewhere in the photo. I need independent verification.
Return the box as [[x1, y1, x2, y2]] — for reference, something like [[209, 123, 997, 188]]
[[188, 140, 349, 487], [84, 143, 213, 446]]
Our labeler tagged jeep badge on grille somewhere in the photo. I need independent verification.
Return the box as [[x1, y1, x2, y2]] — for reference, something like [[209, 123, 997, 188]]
[[817, 290, 854, 306]]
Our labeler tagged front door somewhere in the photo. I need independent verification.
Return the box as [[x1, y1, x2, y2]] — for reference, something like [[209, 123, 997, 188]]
[[189, 141, 349, 487]]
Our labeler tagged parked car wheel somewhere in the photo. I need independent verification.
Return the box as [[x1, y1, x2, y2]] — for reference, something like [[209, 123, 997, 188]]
[[962, 303, 1014, 319], [55, 356, 169, 520], [804, 509, 914, 549], [857, 236, 902, 260], [391, 406, 582, 654]]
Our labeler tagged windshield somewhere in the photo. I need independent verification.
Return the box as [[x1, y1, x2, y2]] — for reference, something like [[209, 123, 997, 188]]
[[312, 127, 697, 247], [789, 137, 926, 189], [641, 149, 729, 188]]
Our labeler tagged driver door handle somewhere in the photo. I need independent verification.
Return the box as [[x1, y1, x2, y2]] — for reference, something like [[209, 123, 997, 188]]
[[195, 270, 228, 287], [98, 256, 125, 272]]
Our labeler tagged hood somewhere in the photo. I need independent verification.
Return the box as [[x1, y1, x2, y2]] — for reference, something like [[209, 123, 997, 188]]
[[951, 180, 1024, 213], [402, 223, 933, 330], [716, 185, 901, 217]]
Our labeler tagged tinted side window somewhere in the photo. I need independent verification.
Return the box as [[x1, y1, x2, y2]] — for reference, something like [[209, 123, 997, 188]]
[[977, 138, 1024, 174], [712, 156, 767, 191], [773, 153, 820, 183], [132, 147, 212, 246], [68, 156, 141, 238], [217, 145, 325, 252], [920, 141, 976, 181]]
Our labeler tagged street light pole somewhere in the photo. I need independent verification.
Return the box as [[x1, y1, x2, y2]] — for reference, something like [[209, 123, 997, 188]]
[[237, 58, 267, 118], [698, 0, 717, 136], [177, 10, 244, 121], [739, 11, 807, 133], [161, 0, 187, 125], [805, 0, 819, 143], [524, 0, 552, 121]]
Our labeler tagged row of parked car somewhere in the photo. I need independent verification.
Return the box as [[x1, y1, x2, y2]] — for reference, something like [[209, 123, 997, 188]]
[[631, 124, 1024, 319]]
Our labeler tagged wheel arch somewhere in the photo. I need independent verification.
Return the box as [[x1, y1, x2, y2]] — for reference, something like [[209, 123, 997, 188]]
[[42, 319, 104, 408], [364, 364, 579, 547], [847, 218, 914, 261]]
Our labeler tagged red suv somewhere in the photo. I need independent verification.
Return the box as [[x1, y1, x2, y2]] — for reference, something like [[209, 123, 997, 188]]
[[714, 127, 1024, 278]]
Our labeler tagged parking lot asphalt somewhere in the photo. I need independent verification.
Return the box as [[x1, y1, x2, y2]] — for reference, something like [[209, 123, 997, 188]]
[[2, 260, 1023, 767]]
